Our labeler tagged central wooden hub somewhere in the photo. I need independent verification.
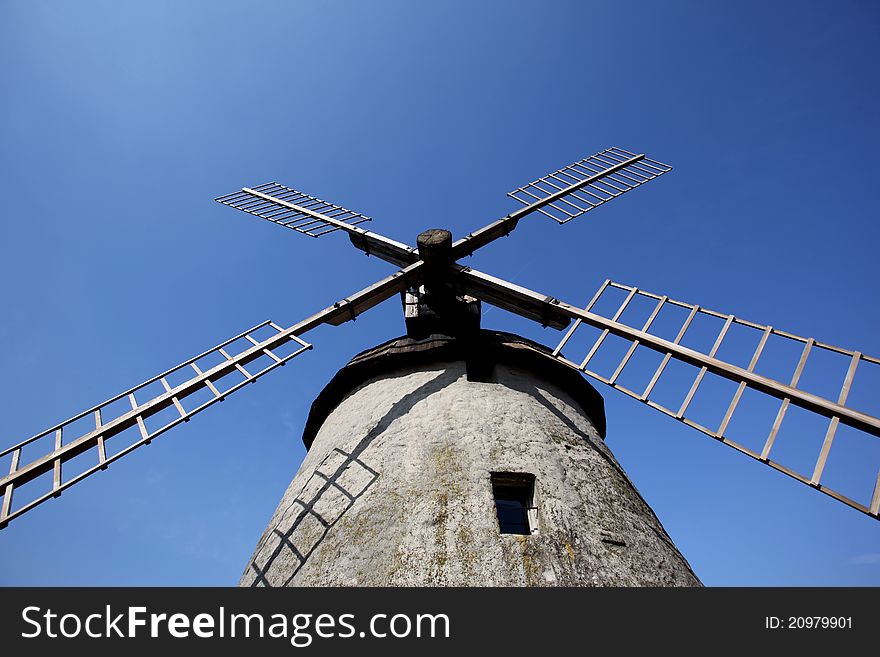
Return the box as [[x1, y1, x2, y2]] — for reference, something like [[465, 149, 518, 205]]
[[405, 228, 479, 338], [416, 228, 453, 266]]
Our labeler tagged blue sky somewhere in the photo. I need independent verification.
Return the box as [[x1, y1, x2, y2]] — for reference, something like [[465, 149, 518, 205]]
[[1, 0, 878, 585]]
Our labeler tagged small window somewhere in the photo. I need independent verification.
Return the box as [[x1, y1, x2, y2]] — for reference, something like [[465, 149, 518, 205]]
[[491, 472, 536, 535]]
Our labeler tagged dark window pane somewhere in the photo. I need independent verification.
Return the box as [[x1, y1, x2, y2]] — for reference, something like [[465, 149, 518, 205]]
[[491, 474, 535, 535], [495, 500, 528, 534]]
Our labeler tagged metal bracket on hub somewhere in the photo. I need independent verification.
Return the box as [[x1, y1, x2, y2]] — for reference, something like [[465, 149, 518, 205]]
[[402, 285, 481, 339]]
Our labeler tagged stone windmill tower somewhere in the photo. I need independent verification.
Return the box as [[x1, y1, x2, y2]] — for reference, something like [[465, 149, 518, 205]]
[[2, 148, 877, 587], [240, 255, 700, 586]]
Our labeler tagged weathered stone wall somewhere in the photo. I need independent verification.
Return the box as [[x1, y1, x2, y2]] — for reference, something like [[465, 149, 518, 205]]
[[241, 357, 700, 586]]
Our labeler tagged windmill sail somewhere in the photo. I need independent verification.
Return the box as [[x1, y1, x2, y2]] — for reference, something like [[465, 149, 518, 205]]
[[453, 268, 880, 519], [0, 262, 423, 529], [216, 182, 418, 268], [450, 147, 672, 260], [507, 147, 672, 224], [215, 182, 372, 237], [0, 321, 312, 529]]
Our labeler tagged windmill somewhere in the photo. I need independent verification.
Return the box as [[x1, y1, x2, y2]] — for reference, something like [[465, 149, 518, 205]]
[[2, 147, 877, 585]]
